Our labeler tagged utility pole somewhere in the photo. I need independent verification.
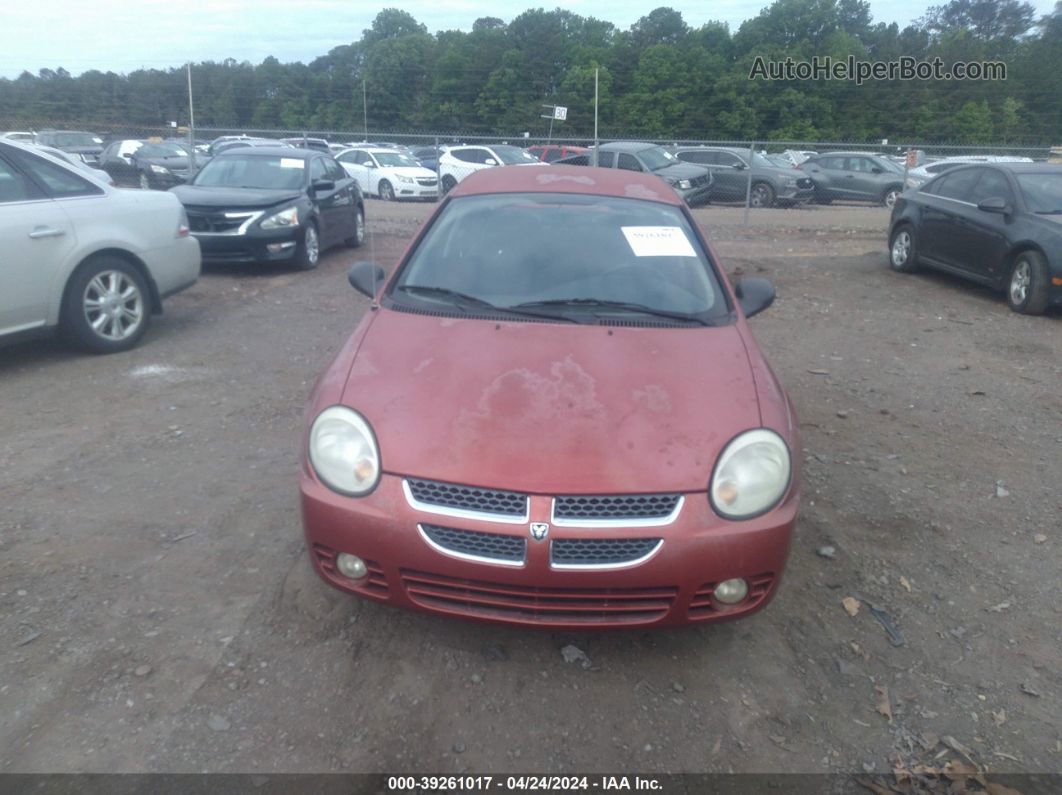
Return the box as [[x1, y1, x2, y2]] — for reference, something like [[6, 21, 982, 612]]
[[362, 78, 368, 142], [593, 67, 599, 167], [186, 63, 197, 172]]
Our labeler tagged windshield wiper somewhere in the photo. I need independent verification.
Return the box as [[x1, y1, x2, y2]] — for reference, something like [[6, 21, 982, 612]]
[[396, 285, 577, 322], [508, 298, 711, 325]]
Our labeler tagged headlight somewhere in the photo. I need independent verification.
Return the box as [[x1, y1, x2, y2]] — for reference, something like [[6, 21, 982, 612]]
[[396, 175, 414, 184], [308, 406, 380, 496], [783, 177, 798, 187], [260, 206, 300, 229], [150, 164, 170, 174], [710, 429, 791, 519], [674, 179, 692, 190]]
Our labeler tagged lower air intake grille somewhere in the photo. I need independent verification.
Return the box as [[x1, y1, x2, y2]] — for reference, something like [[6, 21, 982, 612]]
[[551, 538, 661, 567], [688, 572, 775, 619], [406, 478, 527, 517], [312, 543, 389, 596], [554, 494, 681, 521], [401, 570, 677, 625], [421, 524, 525, 563]]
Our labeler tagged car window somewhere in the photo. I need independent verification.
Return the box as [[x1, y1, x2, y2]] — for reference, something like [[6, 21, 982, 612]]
[[10, 148, 103, 198], [452, 148, 485, 164], [392, 192, 727, 320], [374, 152, 419, 168], [193, 154, 306, 190], [1015, 172, 1062, 214], [596, 151, 614, 168], [970, 169, 1013, 205], [717, 152, 745, 168], [846, 157, 873, 172], [491, 146, 539, 165], [337, 152, 355, 164], [309, 158, 328, 182], [102, 142, 119, 158], [926, 163, 957, 174], [543, 148, 562, 163], [618, 153, 642, 172], [933, 168, 982, 200], [0, 156, 43, 202], [819, 157, 844, 170], [677, 150, 712, 165], [324, 157, 346, 181]]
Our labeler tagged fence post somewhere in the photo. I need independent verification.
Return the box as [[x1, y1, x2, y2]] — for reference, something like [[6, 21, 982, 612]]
[[743, 142, 754, 226]]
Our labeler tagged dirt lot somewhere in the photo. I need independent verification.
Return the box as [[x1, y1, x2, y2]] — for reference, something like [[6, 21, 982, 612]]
[[1, 199, 1059, 784]]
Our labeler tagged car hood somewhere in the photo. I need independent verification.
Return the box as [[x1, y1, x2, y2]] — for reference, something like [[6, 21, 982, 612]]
[[652, 162, 709, 180], [170, 184, 304, 208], [60, 145, 103, 155], [137, 155, 194, 170], [342, 310, 761, 493]]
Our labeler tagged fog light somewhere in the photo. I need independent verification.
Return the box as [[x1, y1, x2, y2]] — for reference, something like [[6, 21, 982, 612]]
[[335, 553, 367, 580], [267, 241, 296, 254], [715, 578, 749, 605]]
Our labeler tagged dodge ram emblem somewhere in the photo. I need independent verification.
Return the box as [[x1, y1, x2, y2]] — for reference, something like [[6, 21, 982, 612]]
[[529, 522, 550, 541]]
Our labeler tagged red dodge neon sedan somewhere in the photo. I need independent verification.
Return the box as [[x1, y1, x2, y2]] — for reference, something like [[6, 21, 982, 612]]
[[300, 165, 800, 628]]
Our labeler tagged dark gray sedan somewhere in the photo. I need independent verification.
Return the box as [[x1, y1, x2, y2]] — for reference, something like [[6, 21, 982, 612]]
[[591, 142, 714, 206], [668, 146, 814, 208], [799, 152, 907, 207]]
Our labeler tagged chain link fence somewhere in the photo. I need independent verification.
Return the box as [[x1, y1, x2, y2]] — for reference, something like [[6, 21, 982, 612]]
[[4, 118, 1057, 221]]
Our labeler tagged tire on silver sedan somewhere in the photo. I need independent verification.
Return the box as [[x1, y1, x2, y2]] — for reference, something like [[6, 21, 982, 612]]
[[62, 255, 151, 353]]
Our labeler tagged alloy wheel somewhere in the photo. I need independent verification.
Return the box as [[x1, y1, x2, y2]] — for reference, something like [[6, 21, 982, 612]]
[[305, 226, 319, 266], [83, 270, 144, 341], [1010, 260, 1031, 305], [139, 172, 150, 190], [891, 231, 911, 266]]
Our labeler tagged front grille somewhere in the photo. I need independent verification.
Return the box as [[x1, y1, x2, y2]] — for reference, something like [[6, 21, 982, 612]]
[[416, 177, 438, 187], [312, 543, 389, 596], [420, 523, 525, 564], [553, 494, 681, 522], [185, 207, 257, 234], [406, 478, 527, 518], [688, 572, 775, 619], [551, 538, 661, 567], [401, 569, 677, 625]]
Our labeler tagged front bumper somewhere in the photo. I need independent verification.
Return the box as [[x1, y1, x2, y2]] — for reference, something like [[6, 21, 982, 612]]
[[300, 472, 796, 629], [777, 185, 814, 203], [677, 184, 714, 207], [391, 181, 438, 200], [193, 226, 303, 264]]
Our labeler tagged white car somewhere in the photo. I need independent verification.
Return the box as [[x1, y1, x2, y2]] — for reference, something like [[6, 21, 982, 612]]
[[904, 155, 1033, 189], [2, 131, 36, 144], [33, 143, 115, 185], [336, 148, 438, 201], [0, 140, 200, 353], [437, 144, 545, 193]]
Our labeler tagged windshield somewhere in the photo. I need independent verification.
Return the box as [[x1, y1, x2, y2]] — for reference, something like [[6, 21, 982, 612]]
[[392, 192, 726, 320], [1016, 173, 1062, 213], [192, 154, 305, 190], [875, 157, 904, 173], [374, 152, 419, 168], [53, 132, 98, 148], [492, 146, 539, 165], [138, 143, 185, 158], [640, 147, 678, 171], [751, 152, 778, 168]]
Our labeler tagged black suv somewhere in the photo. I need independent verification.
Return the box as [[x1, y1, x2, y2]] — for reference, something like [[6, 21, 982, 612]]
[[35, 130, 103, 166]]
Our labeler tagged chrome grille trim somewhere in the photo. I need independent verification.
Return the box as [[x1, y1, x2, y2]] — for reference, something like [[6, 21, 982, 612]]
[[550, 539, 663, 570], [402, 479, 529, 524], [550, 495, 684, 527], [417, 524, 526, 567]]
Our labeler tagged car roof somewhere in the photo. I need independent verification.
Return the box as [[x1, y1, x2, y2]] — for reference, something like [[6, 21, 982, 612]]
[[216, 146, 311, 159], [449, 164, 683, 205], [598, 141, 655, 152], [811, 151, 885, 158], [973, 162, 1062, 173]]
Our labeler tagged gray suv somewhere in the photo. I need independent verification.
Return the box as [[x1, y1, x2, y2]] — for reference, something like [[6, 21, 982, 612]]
[[799, 152, 907, 207], [591, 142, 714, 206], [668, 146, 814, 208]]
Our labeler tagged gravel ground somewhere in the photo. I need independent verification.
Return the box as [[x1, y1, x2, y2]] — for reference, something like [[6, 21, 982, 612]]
[[1, 199, 1059, 784]]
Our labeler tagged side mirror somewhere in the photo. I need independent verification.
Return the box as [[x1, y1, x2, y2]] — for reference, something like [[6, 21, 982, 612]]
[[348, 261, 385, 299], [367, 163, 376, 169], [734, 277, 775, 318], [871, 166, 883, 174], [977, 196, 1010, 215], [733, 162, 747, 170], [485, 158, 497, 166], [311, 178, 335, 193]]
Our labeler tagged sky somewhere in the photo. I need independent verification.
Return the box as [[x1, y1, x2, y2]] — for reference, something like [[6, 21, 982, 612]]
[[0, 0, 1056, 78]]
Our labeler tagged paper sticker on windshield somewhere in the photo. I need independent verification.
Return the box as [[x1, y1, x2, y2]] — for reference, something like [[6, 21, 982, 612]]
[[621, 226, 696, 257], [280, 158, 303, 169]]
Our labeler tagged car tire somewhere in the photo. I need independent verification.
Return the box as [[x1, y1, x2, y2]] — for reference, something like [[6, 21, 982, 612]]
[[139, 171, 151, 190], [888, 224, 919, 273], [441, 175, 457, 194], [345, 206, 365, 248], [1006, 250, 1050, 315], [61, 255, 151, 354], [378, 180, 394, 201], [882, 185, 903, 208], [749, 182, 775, 208], [293, 221, 320, 271]]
